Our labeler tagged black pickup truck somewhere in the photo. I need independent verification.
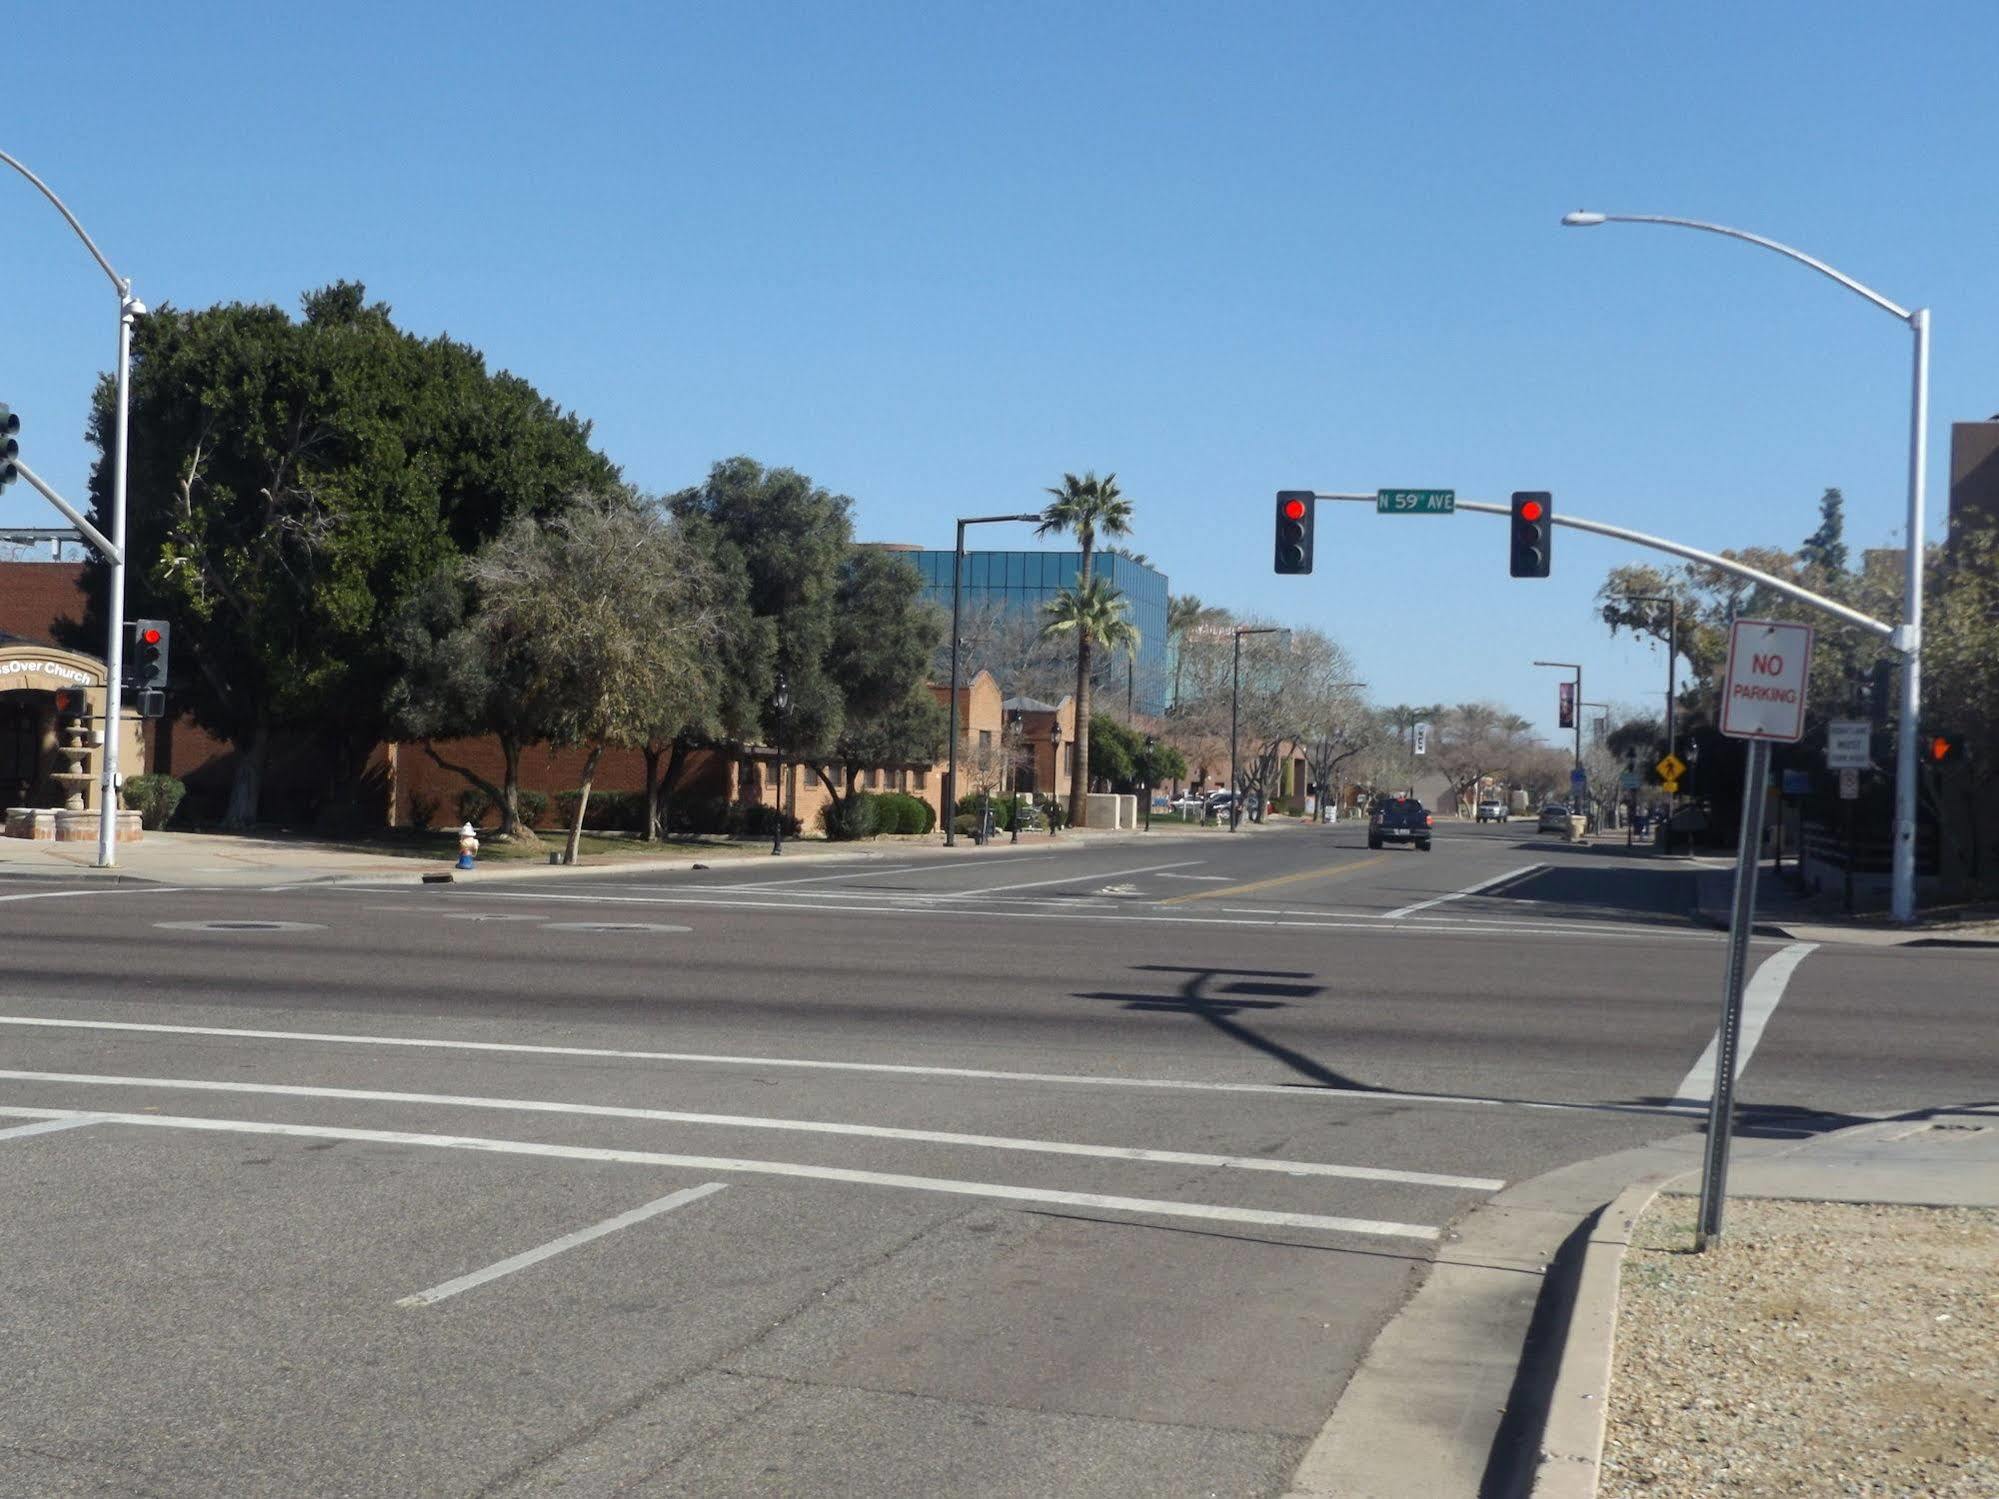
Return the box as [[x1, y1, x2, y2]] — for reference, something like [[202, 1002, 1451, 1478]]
[[1367, 797, 1433, 852]]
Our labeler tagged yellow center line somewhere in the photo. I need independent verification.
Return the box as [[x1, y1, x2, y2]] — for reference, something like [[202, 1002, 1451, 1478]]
[[1158, 853, 1394, 905]]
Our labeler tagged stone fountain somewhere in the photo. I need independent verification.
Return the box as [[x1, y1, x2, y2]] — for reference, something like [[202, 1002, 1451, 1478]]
[[49, 719, 94, 810]]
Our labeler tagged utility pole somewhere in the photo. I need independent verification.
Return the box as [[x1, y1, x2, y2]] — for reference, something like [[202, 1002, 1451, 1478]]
[[943, 512, 1042, 846]]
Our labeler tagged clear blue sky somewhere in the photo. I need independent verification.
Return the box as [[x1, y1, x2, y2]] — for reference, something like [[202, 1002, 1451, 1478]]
[[6, 2, 1995, 739]]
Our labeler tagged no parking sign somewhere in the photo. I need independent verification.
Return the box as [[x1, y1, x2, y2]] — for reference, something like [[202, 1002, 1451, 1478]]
[[1719, 619, 1814, 742]]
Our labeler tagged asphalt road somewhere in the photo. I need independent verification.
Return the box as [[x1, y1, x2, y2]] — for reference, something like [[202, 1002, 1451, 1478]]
[[1, 820, 1990, 1496]]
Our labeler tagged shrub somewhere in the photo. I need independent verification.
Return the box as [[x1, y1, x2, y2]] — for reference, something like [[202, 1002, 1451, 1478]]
[[726, 801, 801, 839], [820, 793, 881, 841], [551, 789, 644, 833], [955, 792, 1012, 832], [125, 773, 186, 830], [952, 813, 978, 837], [873, 791, 928, 835], [456, 787, 549, 830], [916, 798, 937, 833], [406, 792, 440, 830], [668, 795, 730, 835]]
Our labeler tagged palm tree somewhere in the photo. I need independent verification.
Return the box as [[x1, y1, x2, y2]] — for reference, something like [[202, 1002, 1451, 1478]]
[[1166, 593, 1209, 713], [1037, 471, 1134, 826], [1041, 577, 1140, 809]]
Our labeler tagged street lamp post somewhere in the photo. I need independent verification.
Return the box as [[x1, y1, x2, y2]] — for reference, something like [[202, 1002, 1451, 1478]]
[[1007, 707, 1023, 845], [1, 149, 144, 870], [1231, 626, 1282, 831], [943, 512, 1043, 847], [1533, 660, 1584, 768], [1564, 210, 1929, 923], [1048, 717, 1063, 835], [1143, 733, 1154, 832], [1623, 593, 1679, 850], [770, 673, 789, 856]]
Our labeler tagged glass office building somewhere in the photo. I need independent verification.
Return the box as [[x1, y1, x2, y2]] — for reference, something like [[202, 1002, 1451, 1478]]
[[901, 549, 1170, 717]]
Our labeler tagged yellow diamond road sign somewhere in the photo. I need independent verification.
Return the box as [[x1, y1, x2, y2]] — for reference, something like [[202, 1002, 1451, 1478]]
[[1660, 778, 1680, 795], [1655, 753, 1687, 783]]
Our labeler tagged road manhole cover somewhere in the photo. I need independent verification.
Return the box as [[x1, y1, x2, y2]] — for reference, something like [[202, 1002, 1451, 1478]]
[[153, 920, 326, 933], [541, 921, 692, 934]]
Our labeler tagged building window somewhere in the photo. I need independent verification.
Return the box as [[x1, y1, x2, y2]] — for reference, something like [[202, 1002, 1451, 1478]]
[[979, 729, 993, 752], [912, 768, 927, 790]]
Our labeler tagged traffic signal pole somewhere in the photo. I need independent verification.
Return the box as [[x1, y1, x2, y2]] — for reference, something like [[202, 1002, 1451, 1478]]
[[1, 149, 144, 869]]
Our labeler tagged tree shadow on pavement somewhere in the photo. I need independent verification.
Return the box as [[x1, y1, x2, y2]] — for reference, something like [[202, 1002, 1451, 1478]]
[[1460, 864, 1700, 925]]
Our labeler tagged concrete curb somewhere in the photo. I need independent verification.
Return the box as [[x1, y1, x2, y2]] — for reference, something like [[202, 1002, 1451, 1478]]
[[1527, 1180, 1666, 1499]]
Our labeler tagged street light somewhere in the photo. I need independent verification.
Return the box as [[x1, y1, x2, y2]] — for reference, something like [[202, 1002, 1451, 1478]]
[[1007, 707, 1023, 845], [769, 672, 790, 856], [943, 512, 1043, 846], [1142, 733, 1154, 832], [1048, 716, 1063, 836], [1532, 660, 1584, 769], [1231, 626, 1283, 831], [1622, 593, 1680, 848], [1, 149, 144, 870], [1564, 209, 1930, 923]]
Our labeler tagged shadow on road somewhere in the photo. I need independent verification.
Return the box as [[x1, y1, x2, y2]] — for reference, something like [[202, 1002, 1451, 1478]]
[[1461, 864, 1698, 926]]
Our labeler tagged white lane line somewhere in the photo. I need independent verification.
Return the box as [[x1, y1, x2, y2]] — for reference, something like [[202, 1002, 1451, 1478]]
[[948, 860, 1206, 896], [321, 884, 1730, 943], [1382, 865, 1546, 920], [1671, 941, 1819, 1105], [397, 1183, 727, 1307], [0, 1016, 1701, 1118], [0, 885, 212, 904], [0, 1070, 1505, 1190], [1158, 873, 1232, 882], [0, 1114, 104, 1142], [0, 1108, 1438, 1241]]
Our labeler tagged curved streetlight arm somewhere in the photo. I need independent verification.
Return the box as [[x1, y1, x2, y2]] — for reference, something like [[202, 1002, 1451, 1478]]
[[0, 148, 130, 297], [1564, 211, 1911, 323]]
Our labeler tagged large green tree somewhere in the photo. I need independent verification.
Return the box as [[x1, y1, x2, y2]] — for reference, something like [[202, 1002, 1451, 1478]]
[[1035, 471, 1134, 824], [807, 548, 947, 810], [666, 459, 854, 807], [86, 282, 614, 826]]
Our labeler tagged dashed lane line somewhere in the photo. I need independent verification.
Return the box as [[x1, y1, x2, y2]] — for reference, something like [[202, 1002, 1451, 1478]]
[[1381, 865, 1548, 920], [397, 1183, 728, 1306], [0, 1015, 1705, 1119], [0, 1069, 1506, 1190], [0, 1107, 1440, 1242]]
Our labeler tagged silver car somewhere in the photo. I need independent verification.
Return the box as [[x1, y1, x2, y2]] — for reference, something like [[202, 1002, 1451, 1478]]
[[1537, 804, 1572, 834]]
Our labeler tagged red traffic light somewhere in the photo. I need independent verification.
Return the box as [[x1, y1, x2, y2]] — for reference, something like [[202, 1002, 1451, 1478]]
[[1518, 499, 1544, 522], [1928, 736, 1953, 763], [139, 627, 162, 646], [1282, 497, 1307, 520]]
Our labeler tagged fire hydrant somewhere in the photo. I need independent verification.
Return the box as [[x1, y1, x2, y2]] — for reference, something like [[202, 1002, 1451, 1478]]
[[456, 822, 480, 871]]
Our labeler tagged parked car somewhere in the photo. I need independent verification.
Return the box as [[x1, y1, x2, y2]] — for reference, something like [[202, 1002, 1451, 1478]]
[[1368, 797, 1433, 851], [1537, 803, 1573, 835], [1475, 799, 1509, 823], [1170, 792, 1207, 814]]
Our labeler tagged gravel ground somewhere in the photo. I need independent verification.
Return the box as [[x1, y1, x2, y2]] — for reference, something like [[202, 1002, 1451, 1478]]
[[1601, 1193, 1997, 1497]]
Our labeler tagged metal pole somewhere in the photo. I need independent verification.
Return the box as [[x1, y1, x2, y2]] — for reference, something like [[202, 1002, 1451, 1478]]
[[770, 693, 785, 856], [1890, 310, 1929, 923], [1230, 631, 1241, 832], [944, 518, 966, 846], [1696, 737, 1772, 1249], [1665, 599, 1677, 853], [1573, 667, 1582, 770], [96, 298, 137, 867]]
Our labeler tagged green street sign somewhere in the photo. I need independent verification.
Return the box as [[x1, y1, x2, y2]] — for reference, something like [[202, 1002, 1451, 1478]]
[[1377, 488, 1455, 515]]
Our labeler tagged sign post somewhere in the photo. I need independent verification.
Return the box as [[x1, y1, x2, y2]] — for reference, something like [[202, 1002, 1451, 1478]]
[[1696, 619, 1814, 1251]]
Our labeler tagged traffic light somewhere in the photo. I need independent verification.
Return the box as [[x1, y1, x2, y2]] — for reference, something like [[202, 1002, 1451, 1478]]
[[1273, 490, 1315, 574], [1510, 490, 1552, 578], [0, 404, 18, 489], [1927, 734, 1959, 765], [52, 685, 90, 723], [126, 619, 171, 697]]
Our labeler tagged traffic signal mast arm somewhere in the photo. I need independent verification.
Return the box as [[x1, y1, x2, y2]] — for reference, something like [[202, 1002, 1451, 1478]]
[[9, 459, 123, 564], [1312, 492, 1897, 644]]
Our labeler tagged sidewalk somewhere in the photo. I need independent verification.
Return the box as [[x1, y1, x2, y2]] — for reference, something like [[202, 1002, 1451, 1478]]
[[0, 817, 1232, 889], [1690, 864, 1999, 947], [1289, 1111, 1999, 1499], [1538, 1112, 1999, 1497]]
